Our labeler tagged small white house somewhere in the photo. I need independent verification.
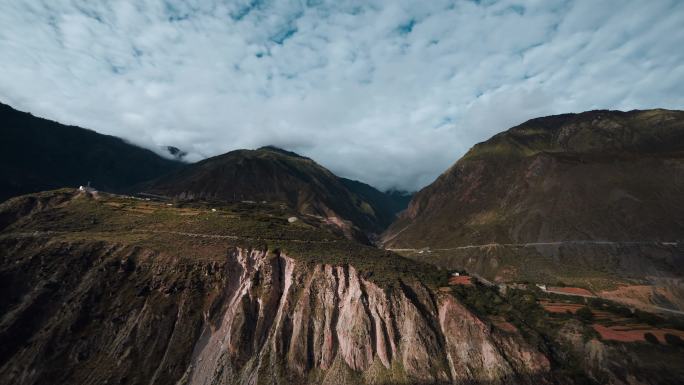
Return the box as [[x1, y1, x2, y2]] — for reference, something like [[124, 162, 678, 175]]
[[78, 182, 97, 193]]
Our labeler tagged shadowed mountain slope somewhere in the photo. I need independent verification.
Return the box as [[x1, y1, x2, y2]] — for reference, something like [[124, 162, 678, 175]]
[[339, 177, 412, 226], [0, 102, 183, 202]]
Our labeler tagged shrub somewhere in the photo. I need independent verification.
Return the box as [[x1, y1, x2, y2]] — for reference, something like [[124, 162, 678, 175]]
[[634, 310, 663, 325], [644, 332, 659, 344], [576, 306, 593, 322], [664, 333, 684, 347], [609, 304, 633, 318], [588, 298, 604, 308]]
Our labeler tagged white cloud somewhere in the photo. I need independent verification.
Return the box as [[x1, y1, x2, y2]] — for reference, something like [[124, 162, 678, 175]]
[[0, 0, 683, 191]]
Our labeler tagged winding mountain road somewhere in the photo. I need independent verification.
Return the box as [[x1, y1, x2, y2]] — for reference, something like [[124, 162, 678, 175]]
[[388, 239, 680, 252]]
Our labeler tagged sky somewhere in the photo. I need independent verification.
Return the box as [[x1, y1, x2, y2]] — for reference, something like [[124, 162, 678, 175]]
[[1, 0, 683, 191]]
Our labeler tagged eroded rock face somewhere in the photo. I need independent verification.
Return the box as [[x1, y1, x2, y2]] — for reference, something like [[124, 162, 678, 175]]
[[439, 296, 550, 385], [0, 237, 552, 385]]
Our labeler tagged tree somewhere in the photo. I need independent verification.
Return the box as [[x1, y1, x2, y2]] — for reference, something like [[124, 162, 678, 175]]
[[576, 306, 593, 322], [644, 332, 659, 344], [664, 333, 684, 347]]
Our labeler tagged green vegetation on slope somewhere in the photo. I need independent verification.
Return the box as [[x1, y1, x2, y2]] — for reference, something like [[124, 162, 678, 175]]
[[0, 189, 447, 289]]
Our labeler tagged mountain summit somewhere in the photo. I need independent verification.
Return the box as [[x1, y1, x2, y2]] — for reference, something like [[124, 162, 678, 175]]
[[142, 146, 404, 238]]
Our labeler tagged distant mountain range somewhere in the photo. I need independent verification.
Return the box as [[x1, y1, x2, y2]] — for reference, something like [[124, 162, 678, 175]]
[[164, 145, 188, 160]]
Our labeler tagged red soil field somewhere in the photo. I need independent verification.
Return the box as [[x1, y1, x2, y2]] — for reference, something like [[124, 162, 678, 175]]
[[547, 286, 594, 296], [449, 275, 473, 286], [540, 301, 684, 345], [539, 300, 583, 314], [590, 310, 629, 322]]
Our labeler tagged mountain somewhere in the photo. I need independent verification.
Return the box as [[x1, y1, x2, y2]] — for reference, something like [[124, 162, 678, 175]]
[[0, 102, 183, 202], [2, 189, 682, 385], [384, 109, 684, 308], [385, 188, 414, 211], [164, 145, 188, 160], [141, 146, 407, 238], [339, 178, 412, 227]]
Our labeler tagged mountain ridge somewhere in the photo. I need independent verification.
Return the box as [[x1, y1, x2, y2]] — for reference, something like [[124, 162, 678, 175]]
[[141, 145, 407, 239]]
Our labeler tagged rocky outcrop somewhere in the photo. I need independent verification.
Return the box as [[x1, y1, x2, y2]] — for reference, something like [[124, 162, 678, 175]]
[[0, 236, 552, 385]]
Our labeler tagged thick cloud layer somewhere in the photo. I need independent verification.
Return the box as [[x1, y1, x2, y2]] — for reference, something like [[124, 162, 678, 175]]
[[1, 0, 682, 191]]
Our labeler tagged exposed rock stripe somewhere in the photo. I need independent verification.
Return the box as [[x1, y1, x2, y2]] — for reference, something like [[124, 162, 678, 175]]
[[178, 248, 550, 385]]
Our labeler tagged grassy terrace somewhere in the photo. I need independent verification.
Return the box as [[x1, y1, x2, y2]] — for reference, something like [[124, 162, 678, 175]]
[[1, 189, 448, 288]]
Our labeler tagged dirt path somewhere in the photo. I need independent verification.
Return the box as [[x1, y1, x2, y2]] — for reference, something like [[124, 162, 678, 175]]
[[1, 229, 342, 244], [388, 240, 679, 252], [651, 306, 684, 316], [136, 229, 346, 244], [544, 289, 596, 299]]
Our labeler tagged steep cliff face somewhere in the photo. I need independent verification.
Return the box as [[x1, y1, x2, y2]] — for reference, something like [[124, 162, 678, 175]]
[[0, 236, 552, 385]]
